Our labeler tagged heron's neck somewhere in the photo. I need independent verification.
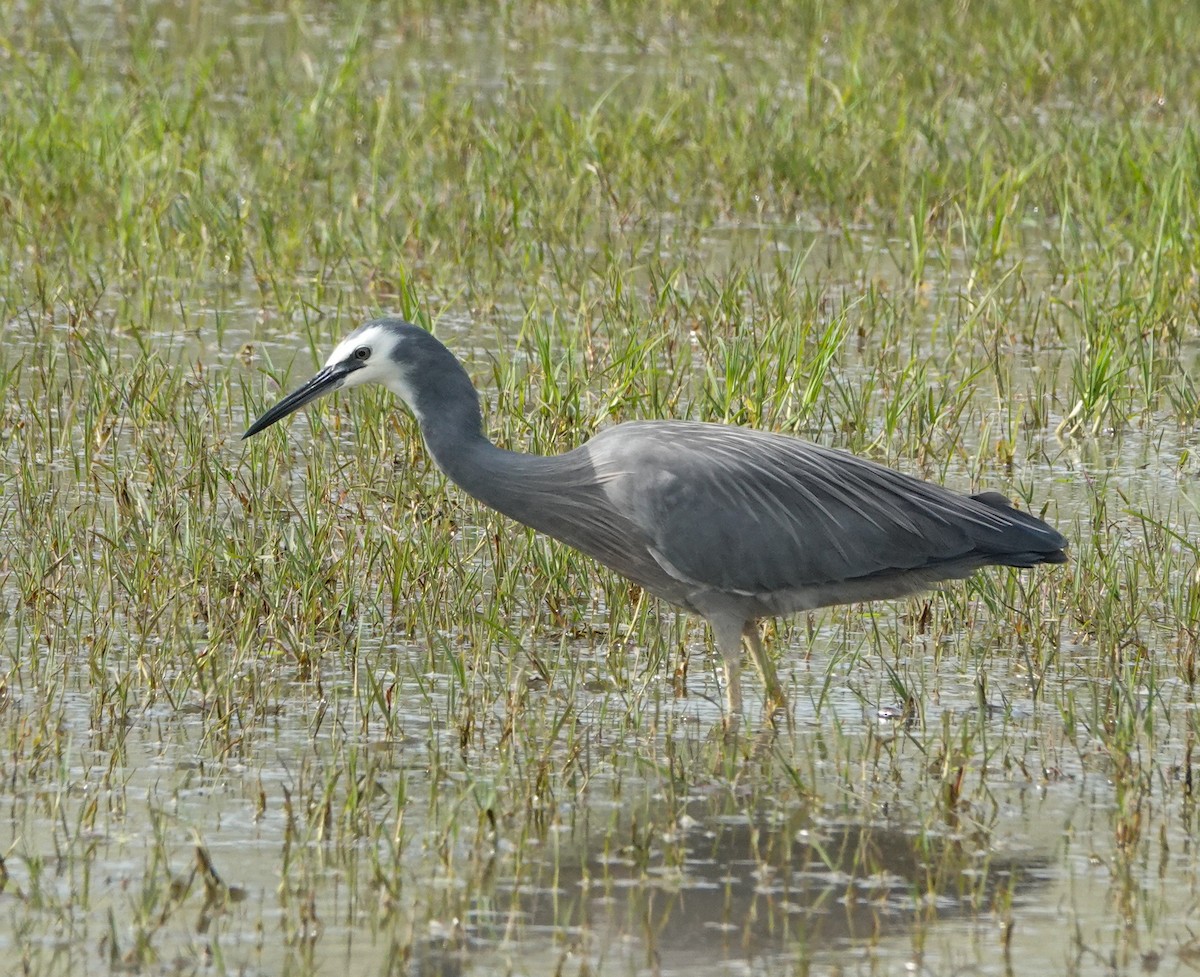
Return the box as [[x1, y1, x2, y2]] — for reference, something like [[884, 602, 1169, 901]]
[[420, 412, 535, 506], [417, 401, 577, 536], [394, 347, 563, 527]]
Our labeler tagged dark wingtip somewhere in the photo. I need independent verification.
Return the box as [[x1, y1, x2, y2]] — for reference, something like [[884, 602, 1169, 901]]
[[970, 489, 1069, 565], [996, 546, 1068, 568], [971, 490, 1015, 508]]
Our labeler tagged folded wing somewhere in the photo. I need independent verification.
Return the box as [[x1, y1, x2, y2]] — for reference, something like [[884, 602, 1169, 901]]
[[592, 422, 1066, 598]]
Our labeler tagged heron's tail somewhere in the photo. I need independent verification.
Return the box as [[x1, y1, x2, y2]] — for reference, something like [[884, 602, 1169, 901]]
[[970, 491, 1069, 566]]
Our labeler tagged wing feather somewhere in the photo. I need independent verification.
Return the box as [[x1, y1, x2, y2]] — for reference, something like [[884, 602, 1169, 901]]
[[590, 421, 1065, 597]]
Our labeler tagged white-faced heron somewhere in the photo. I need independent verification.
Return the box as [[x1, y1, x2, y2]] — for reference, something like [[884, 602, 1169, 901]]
[[243, 317, 1068, 716]]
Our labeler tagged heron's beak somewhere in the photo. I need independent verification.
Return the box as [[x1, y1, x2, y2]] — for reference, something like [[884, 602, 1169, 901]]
[[242, 359, 361, 439]]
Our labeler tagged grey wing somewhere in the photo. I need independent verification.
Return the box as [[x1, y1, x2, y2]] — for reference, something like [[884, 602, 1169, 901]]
[[594, 422, 1066, 597]]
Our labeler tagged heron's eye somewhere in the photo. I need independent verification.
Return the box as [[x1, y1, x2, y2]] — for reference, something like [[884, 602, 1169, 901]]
[[354, 346, 371, 361]]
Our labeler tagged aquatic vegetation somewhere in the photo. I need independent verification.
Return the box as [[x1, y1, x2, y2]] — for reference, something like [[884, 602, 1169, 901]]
[[1, 2, 1198, 974]]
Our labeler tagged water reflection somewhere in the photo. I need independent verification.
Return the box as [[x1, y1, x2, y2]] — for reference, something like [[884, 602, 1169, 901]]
[[422, 796, 1050, 975]]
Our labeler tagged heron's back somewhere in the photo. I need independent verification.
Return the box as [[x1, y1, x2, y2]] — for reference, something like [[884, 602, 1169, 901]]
[[582, 421, 1066, 617], [440, 419, 1065, 621]]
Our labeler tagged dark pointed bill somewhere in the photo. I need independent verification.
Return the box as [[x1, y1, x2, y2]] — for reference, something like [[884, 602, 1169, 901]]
[[242, 360, 360, 439]]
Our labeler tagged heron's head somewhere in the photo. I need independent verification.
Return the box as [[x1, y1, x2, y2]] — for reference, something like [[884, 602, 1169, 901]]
[[242, 318, 423, 439]]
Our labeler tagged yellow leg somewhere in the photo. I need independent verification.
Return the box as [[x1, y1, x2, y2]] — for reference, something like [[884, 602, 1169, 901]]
[[724, 652, 742, 715], [743, 623, 787, 712]]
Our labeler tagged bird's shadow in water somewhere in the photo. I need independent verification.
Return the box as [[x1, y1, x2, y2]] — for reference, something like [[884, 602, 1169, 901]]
[[414, 780, 1051, 975]]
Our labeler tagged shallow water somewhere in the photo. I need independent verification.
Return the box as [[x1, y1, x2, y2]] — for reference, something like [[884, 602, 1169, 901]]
[[3, 4, 1199, 977], [4, 625, 1195, 976]]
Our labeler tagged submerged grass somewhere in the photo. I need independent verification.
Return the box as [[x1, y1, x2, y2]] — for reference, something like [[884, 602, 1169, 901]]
[[2, 1, 1200, 974]]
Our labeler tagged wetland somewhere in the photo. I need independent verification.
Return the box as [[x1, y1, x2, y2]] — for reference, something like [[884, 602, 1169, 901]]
[[2, 2, 1200, 974]]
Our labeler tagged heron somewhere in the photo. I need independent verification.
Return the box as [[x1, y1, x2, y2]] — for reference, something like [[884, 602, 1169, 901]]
[[243, 317, 1067, 716]]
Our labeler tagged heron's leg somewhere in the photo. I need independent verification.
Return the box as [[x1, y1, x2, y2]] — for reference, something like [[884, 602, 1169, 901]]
[[724, 655, 742, 716], [743, 623, 786, 712], [710, 618, 745, 718], [673, 638, 689, 698]]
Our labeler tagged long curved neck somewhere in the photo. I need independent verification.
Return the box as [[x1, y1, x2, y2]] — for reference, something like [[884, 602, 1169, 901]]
[[385, 329, 656, 593], [419, 402, 508, 495], [396, 351, 562, 527], [423, 409, 581, 533]]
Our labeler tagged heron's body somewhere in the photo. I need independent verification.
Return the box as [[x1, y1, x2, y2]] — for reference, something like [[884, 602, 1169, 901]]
[[244, 317, 1068, 715]]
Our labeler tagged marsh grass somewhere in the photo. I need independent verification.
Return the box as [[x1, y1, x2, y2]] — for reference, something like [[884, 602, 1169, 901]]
[[2, 1, 1200, 974]]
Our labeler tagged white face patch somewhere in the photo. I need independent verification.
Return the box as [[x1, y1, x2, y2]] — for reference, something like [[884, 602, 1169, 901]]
[[323, 322, 423, 421]]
